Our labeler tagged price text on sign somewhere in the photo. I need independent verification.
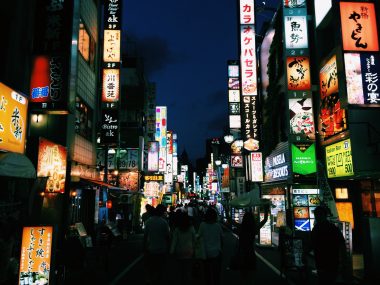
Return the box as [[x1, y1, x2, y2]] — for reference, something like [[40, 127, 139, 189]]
[[325, 139, 354, 178]]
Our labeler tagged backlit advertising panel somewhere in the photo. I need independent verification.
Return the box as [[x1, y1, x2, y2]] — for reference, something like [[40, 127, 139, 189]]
[[286, 57, 311, 90], [251, 152, 263, 182], [228, 64, 240, 77], [156, 106, 167, 172], [284, 14, 308, 50], [283, 0, 306, 8], [229, 103, 241, 115], [314, 0, 332, 27], [118, 171, 139, 191], [241, 96, 260, 150], [37, 138, 67, 193], [102, 69, 120, 103], [340, 2, 379, 52], [228, 78, 240, 90], [240, 0, 255, 24], [291, 143, 317, 176], [229, 90, 240, 102], [147, 141, 159, 172], [19, 226, 53, 284], [240, 25, 257, 96], [289, 98, 315, 140], [231, 155, 243, 168], [229, 115, 241, 129], [344, 53, 380, 105], [325, 139, 354, 178], [318, 55, 347, 141], [166, 131, 173, 183], [103, 30, 121, 62], [119, 149, 138, 170], [104, 0, 122, 30], [0, 82, 28, 154], [292, 187, 320, 231], [100, 109, 119, 144]]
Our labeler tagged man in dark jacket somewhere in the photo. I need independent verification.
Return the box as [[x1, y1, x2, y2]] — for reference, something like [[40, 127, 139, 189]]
[[311, 206, 346, 284]]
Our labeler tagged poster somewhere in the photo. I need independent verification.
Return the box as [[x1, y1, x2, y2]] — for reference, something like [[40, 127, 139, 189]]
[[325, 139, 354, 178]]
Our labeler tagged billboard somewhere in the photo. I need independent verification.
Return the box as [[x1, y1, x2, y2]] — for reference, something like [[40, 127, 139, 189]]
[[283, 0, 306, 8], [229, 115, 241, 129], [37, 138, 67, 193], [240, 0, 255, 24], [291, 143, 317, 176], [240, 25, 257, 96], [231, 155, 243, 168], [318, 55, 347, 141], [229, 90, 240, 102], [147, 141, 159, 172], [286, 57, 311, 90], [340, 2, 379, 52], [325, 138, 354, 178], [118, 171, 139, 191], [19, 226, 53, 284], [289, 97, 315, 140], [0, 82, 28, 154], [104, 0, 122, 30], [242, 96, 260, 151], [103, 30, 121, 62], [344, 53, 380, 105]]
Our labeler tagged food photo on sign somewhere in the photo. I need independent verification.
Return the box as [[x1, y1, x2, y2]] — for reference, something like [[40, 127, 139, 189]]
[[289, 98, 315, 140]]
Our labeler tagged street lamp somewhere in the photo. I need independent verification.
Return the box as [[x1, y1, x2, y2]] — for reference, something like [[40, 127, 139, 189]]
[[224, 134, 234, 144]]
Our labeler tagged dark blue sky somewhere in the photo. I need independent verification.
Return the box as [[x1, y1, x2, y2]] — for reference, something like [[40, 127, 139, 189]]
[[124, 0, 278, 162]]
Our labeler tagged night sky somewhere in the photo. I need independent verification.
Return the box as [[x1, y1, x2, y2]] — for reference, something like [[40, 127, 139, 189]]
[[124, 0, 278, 163]]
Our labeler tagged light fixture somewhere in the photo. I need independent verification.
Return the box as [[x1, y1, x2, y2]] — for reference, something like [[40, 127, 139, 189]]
[[215, 160, 221, 166], [32, 114, 43, 123], [222, 163, 228, 169], [224, 134, 234, 144], [108, 148, 116, 154]]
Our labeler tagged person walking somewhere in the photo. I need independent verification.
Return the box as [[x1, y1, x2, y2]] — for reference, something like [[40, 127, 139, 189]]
[[141, 204, 154, 229], [170, 211, 196, 285], [237, 206, 269, 285], [197, 207, 224, 285], [311, 206, 347, 285], [143, 204, 170, 285]]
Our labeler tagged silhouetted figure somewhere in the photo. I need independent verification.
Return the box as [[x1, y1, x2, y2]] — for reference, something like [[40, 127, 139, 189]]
[[141, 204, 154, 229], [238, 206, 269, 285], [170, 211, 196, 285], [143, 204, 170, 285], [197, 207, 224, 285], [311, 206, 346, 285]]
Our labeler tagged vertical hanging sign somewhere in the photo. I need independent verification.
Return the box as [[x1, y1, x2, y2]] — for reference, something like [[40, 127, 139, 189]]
[[102, 0, 122, 109], [239, 0, 261, 152]]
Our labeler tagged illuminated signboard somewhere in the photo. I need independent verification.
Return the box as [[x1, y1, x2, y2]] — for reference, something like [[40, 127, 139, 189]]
[[231, 140, 243, 155], [241, 95, 260, 151], [314, 0, 332, 27], [292, 187, 320, 231], [173, 133, 178, 176], [37, 137, 67, 193], [291, 143, 317, 176], [231, 155, 243, 168], [240, 0, 255, 24], [229, 103, 241, 115], [229, 115, 241, 129], [147, 141, 159, 172], [340, 2, 379, 52], [344, 53, 380, 105], [19, 226, 53, 284], [251, 152, 263, 182], [286, 57, 311, 90], [228, 78, 240, 90], [284, 14, 308, 50], [104, 0, 122, 30], [283, 0, 306, 8], [240, 24, 257, 96], [119, 149, 138, 170], [229, 90, 240, 102], [118, 171, 139, 191], [166, 131, 173, 183], [325, 139, 354, 178], [102, 69, 120, 102], [103, 30, 121, 62], [289, 97, 315, 140], [144, 174, 164, 182], [0, 82, 28, 154], [228, 64, 239, 77], [156, 106, 167, 172], [264, 143, 290, 182], [318, 55, 347, 141], [100, 109, 118, 144], [221, 167, 230, 192]]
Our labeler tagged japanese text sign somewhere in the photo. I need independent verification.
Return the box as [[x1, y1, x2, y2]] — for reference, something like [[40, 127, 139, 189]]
[[291, 143, 317, 176], [344, 53, 380, 105], [340, 2, 379, 52], [325, 139, 354, 178], [37, 138, 67, 193], [19, 226, 53, 284], [284, 15, 308, 49], [0, 82, 28, 154], [240, 0, 255, 24], [240, 25, 257, 96], [251, 152, 263, 182], [102, 69, 120, 102], [103, 30, 121, 62], [287, 57, 311, 90]]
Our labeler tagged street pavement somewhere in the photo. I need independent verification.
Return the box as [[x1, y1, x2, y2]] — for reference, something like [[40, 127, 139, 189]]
[[62, 225, 323, 285]]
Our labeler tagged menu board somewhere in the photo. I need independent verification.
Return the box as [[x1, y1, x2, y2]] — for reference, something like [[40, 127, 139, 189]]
[[292, 188, 320, 231], [259, 213, 272, 246]]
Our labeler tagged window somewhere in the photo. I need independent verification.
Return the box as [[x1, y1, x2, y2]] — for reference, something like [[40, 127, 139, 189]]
[[75, 96, 93, 139], [78, 19, 96, 70]]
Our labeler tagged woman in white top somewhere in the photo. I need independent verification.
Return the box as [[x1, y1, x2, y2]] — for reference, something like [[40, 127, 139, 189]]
[[197, 207, 224, 285]]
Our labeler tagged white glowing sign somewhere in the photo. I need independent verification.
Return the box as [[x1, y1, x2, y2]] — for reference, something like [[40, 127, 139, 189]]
[[155, 106, 167, 172], [284, 15, 308, 49], [240, 0, 255, 24], [240, 25, 257, 96], [103, 30, 121, 62]]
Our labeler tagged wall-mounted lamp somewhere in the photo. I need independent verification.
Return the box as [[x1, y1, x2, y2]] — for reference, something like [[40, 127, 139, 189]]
[[32, 114, 43, 123], [215, 160, 222, 166]]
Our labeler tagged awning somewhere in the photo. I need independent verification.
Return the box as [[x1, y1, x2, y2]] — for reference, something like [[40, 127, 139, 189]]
[[0, 152, 36, 179]]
